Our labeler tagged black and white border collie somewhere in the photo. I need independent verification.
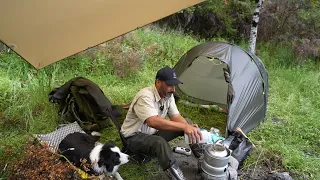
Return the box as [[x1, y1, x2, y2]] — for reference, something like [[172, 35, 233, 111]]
[[58, 132, 129, 180]]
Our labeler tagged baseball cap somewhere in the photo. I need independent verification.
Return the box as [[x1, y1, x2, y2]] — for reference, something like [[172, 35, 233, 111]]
[[156, 66, 183, 85]]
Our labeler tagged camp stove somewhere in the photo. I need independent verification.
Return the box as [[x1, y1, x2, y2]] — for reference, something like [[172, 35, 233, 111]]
[[198, 144, 231, 180]]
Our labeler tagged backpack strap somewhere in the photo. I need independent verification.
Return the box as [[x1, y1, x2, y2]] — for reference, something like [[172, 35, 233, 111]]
[[107, 109, 128, 147], [107, 108, 151, 163], [107, 109, 121, 132]]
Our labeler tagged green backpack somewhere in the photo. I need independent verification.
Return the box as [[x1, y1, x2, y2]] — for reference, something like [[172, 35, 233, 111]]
[[49, 77, 122, 132]]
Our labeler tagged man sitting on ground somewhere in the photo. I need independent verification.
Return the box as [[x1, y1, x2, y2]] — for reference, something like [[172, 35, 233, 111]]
[[121, 66, 202, 180]]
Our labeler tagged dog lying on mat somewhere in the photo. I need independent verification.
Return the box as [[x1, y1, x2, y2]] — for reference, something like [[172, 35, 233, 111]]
[[58, 132, 129, 180]]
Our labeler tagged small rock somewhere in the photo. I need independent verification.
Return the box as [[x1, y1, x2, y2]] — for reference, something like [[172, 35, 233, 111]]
[[271, 171, 294, 180]]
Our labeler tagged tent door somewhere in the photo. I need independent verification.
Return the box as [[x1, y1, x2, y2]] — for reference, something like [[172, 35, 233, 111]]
[[177, 56, 228, 109]]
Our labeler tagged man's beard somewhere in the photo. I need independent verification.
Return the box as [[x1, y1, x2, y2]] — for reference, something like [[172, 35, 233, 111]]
[[164, 92, 173, 99], [159, 85, 173, 99]]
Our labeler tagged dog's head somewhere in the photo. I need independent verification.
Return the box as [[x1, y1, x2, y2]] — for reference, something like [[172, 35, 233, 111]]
[[98, 143, 129, 174]]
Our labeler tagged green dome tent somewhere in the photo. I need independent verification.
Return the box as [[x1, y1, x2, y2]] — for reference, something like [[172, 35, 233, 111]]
[[174, 42, 268, 135]]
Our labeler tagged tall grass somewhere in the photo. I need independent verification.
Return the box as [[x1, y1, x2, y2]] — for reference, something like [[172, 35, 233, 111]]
[[0, 27, 319, 179]]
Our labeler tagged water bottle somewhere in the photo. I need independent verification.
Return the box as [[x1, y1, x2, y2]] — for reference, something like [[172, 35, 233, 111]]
[[184, 128, 213, 144], [210, 127, 225, 143], [210, 127, 220, 136]]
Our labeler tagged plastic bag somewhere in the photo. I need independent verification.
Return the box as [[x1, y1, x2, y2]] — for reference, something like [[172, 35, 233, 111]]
[[223, 130, 254, 167]]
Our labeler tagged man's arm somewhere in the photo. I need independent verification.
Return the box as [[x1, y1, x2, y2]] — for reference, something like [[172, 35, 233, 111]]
[[146, 116, 203, 143], [169, 113, 199, 129], [135, 95, 202, 143], [167, 97, 198, 126], [169, 114, 188, 124], [146, 115, 187, 131]]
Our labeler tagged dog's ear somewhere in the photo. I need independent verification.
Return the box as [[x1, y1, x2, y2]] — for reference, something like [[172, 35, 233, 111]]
[[98, 145, 114, 171], [98, 157, 105, 167], [98, 154, 108, 166], [104, 161, 115, 173], [98, 154, 115, 173]]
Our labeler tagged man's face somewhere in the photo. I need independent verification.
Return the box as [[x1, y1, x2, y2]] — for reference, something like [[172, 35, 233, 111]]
[[157, 80, 176, 99]]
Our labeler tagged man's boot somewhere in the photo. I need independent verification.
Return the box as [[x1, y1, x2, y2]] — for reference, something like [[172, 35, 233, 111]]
[[164, 163, 186, 180]]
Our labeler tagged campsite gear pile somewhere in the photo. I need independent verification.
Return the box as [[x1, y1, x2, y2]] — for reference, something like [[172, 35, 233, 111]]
[[193, 127, 253, 180]]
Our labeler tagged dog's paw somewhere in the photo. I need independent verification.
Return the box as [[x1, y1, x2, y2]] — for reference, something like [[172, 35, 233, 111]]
[[91, 131, 102, 137]]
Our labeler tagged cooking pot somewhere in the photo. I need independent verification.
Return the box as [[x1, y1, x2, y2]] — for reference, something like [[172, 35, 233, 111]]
[[203, 144, 230, 167], [207, 144, 228, 157], [200, 159, 227, 178], [199, 144, 231, 179]]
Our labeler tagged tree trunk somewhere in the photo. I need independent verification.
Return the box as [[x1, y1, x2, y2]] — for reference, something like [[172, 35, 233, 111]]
[[248, 0, 265, 54]]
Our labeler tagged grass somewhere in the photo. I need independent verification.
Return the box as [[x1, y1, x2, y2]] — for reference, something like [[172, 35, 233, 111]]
[[0, 26, 319, 179]]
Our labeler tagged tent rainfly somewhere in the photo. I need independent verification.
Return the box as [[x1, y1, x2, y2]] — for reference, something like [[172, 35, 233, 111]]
[[174, 42, 268, 135], [0, 0, 203, 69]]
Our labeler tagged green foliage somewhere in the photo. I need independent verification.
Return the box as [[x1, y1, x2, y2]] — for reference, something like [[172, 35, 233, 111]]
[[256, 42, 297, 68], [256, 0, 320, 46], [156, 0, 256, 41], [298, 0, 320, 33], [199, 0, 254, 39], [161, 0, 319, 48]]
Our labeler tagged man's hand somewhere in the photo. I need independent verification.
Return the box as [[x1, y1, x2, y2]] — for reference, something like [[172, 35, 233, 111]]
[[184, 124, 203, 144]]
